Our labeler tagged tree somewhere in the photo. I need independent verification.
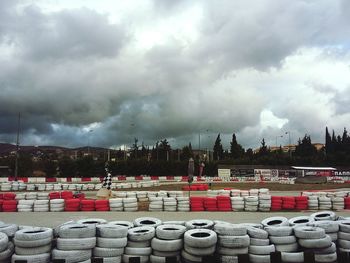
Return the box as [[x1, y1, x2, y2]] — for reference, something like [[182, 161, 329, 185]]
[[213, 134, 224, 160], [181, 143, 193, 160], [325, 127, 332, 155], [259, 138, 268, 156], [130, 138, 139, 159], [230, 133, 244, 159], [158, 139, 171, 161], [295, 134, 317, 157]]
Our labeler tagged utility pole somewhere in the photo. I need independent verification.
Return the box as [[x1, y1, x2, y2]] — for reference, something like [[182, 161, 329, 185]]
[[14, 112, 20, 181], [285, 131, 292, 158]]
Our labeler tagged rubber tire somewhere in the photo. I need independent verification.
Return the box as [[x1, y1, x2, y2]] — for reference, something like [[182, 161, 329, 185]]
[[57, 237, 96, 250], [151, 237, 183, 252], [58, 223, 96, 238], [128, 226, 155, 241], [97, 237, 127, 248], [155, 224, 186, 240], [11, 253, 50, 263], [184, 229, 217, 248], [52, 248, 92, 263], [93, 247, 124, 257], [97, 224, 128, 238]]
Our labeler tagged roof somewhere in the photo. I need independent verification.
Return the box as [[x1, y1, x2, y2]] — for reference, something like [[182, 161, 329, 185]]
[[291, 166, 336, 171]]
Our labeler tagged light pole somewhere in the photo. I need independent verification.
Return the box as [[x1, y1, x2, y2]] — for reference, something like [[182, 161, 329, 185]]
[[87, 129, 93, 155], [14, 112, 21, 181], [285, 131, 292, 157]]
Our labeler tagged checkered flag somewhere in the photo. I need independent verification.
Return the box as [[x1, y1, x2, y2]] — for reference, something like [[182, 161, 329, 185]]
[[102, 163, 112, 190]]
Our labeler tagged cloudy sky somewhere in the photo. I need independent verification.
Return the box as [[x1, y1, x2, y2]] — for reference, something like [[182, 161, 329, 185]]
[[1, 0, 350, 150]]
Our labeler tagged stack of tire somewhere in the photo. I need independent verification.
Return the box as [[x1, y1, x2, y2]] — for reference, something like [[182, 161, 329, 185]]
[[176, 197, 190, 212], [190, 197, 204, 211], [0, 232, 14, 262], [217, 196, 232, 211], [26, 192, 37, 201], [34, 200, 49, 212], [338, 220, 350, 252], [53, 223, 96, 263], [308, 196, 319, 210], [17, 200, 34, 212], [81, 199, 95, 211], [215, 222, 249, 263], [244, 196, 258, 212], [50, 199, 65, 212], [266, 226, 298, 253], [151, 224, 186, 262], [163, 197, 177, 212], [319, 196, 332, 210], [309, 211, 339, 242], [271, 197, 283, 211], [64, 199, 80, 211], [247, 226, 274, 263], [345, 196, 350, 210], [95, 200, 109, 211], [258, 194, 271, 212], [61, 191, 74, 200], [204, 197, 218, 211], [294, 226, 337, 263], [94, 224, 128, 262], [148, 197, 163, 212], [37, 193, 49, 200], [123, 198, 138, 212], [124, 226, 155, 263], [231, 196, 245, 211], [295, 196, 308, 210], [12, 227, 53, 263], [331, 197, 344, 211], [2, 200, 17, 212], [182, 228, 217, 263], [282, 196, 296, 210], [49, 192, 61, 200], [109, 198, 124, 212]]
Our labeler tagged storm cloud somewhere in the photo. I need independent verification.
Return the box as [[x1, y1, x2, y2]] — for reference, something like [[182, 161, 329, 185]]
[[1, 0, 350, 150]]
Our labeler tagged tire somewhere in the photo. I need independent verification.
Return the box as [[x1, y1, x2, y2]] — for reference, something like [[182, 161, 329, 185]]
[[269, 235, 296, 244], [247, 227, 268, 239], [134, 217, 162, 228], [214, 224, 247, 236], [310, 211, 336, 221], [0, 242, 14, 261], [58, 223, 96, 238], [281, 252, 304, 263], [128, 226, 155, 241], [15, 227, 52, 241], [97, 237, 127, 248], [76, 218, 107, 225], [185, 220, 214, 230], [97, 224, 128, 238], [150, 254, 180, 263], [218, 235, 250, 248], [184, 229, 217, 248], [339, 221, 350, 233], [57, 237, 96, 250], [93, 247, 124, 257], [338, 239, 350, 249], [52, 249, 92, 263], [183, 244, 216, 256], [249, 254, 271, 263], [261, 217, 289, 227], [162, 221, 185, 226], [122, 254, 149, 263], [152, 250, 180, 257], [14, 237, 52, 248], [249, 244, 275, 255], [11, 253, 50, 263], [294, 226, 325, 239], [307, 221, 339, 233], [275, 242, 298, 252], [314, 252, 337, 263], [0, 224, 18, 237], [250, 238, 270, 246], [288, 216, 313, 227], [218, 255, 238, 263], [156, 225, 186, 240], [95, 257, 121, 263], [338, 231, 350, 240], [124, 247, 152, 256], [0, 233, 8, 252], [127, 240, 151, 248], [181, 249, 202, 262], [151, 237, 182, 252], [108, 221, 134, 229], [298, 235, 332, 248], [15, 244, 51, 255]]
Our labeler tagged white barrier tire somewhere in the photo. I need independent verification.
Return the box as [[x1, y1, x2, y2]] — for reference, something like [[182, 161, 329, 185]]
[[124, 247, 152, 256], [184, 229, 217, 248], [214, 224, 247, 236], [97, 237, 127, 248], [0, 224, 18, 237], [134, 217, 162, 227], [97, 224, 128, 238], [249, 244, 275, 255], [185, 220, 214, 230], [122, 254, 149, 263], [156, 225, 186, 240], [216, 246, 248, 256], [247, 227, 268, 239], [310, 211, 336, 221], [249, 254, 271, 263], [250, 238, 270, 246], [14, 237, 52, 248], [128, 226, 155, 241], [269, 235, 296, 244], [11, 253, 50, 263], [127, 240, 151, 248], [76, 218, 107, 225], [218, 235, 250, 248], [281, 252, 304, 263], [57, 237, 96, 250], [298, 235, 332, 248], [58, 224, 96, 238], [314, 252, 337, 263], [261, 217, 289, 227], [265, 226, 293, 236], [294, 226, 325, 239], [184, 244, 216, 256], [0, 242, 14, 261], [0, 233, 9, 252], [93, 247, 124, 257], [151, 237, 183, 252], [52, 248, 92, 263], [109, 221, 134, 229], [275, 243, 298, 252]]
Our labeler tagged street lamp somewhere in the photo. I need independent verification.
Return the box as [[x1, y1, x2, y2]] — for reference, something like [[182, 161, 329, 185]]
[[285, 131, 292, 157], [87, 129, 93, 155]]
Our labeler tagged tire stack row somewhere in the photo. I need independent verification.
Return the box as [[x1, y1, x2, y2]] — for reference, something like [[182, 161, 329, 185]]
[[148, 197, 163, 212], [266, 226, 298, 253], [319, 196, 332, 210], [50, 199, 65, 212], [49, 192, 61, 199], [34, 200, 49, 212], [345, 197, 350, 209], [308, 196, 319, 210], [124, 226, 154, 263], [190, 197, 204, 211], [217, 196, 232, 211], [64, 199, 80, 212], [95, 200, 110, 211], [37, 193, 49, 200], [2, 200, 17, 212], [247, 226, 272, 263], [258, 195, 271, 212], [332, 197, 344, 211], [282, 196, 296, 210], [244, 196, 258, 212], [81, 199, 95, 211], [26, 192, 38, 200], [12, 227, 53, 263], [295, 196, 308, 210], [177, 197, 190, 212], [95, 224, 128, 262], [151, 224, 185, 263], [338, 220, 350, 252], [123, 198, 138, 212], [231, 197, 244, 211], [215, 222, 249, 263], [271, 196, 282, 211], [53, 223, 96, 263], [163, 197, 177, 212], [17, 200, 34, 212], [109, 198, 124, 211], [204, 197, 218, 211]]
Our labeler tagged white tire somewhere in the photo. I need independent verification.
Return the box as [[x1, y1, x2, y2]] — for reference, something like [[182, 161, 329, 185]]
[[338, 231, 350, 240], [52, 249, 92, 263], [184, 244, 215, 256], [0, 242, 14, 261], [247, 227, 268, 239], [97, 237, 127, 248], [261, 217, 289, 227], [339, 221, 350, 233], [151, 237, 183, 252], [108, 221, 134, 229], [97, 224, 128, 238], [96, 257, 121, 263], [122, 254, 149, 263], [184, 229, 217, 248], [298, 235, 332, 248], [265, 226, 293, 237], [269, 235, 296, 245], [250, 238, 270, 246], [58, 224, 96, 238], [134, 217, 162, 228], [181, 249, 202, 262], [57, 237, 96, 250], [0, 224, 18, 237], [275, 242, 298, 252], [0, 233, 8, 252], [185, 220, 214, 230], [219, 255, 238, 263], [338, 239, 350, 249], [163, 221, 185, 226], [307, 221, 339, 233], [76, 218, 107, 225], [11, 253, 50, 263], [314, 252, 337, 263], [93, 247, 124, 257], [289, 216, 313, 227], [127, 240, 151, 248], [249, 244, 275, 255], [150, 254, 180, 263], [15, 244, 51, 255], [310, 211, 336, 221], [14, 237, 52, 248], [124, 247, 152, 256], [15, 227, 52, 241], [214, 224, 247, 236], [128, 226, 155, 241], [294, 226, 325, 239], [156, 225, 186, 240], [218, 235, 250, 248], [281, 252, 304, 263], [152, 250, 180, 257], [249, 254, 271, 263]]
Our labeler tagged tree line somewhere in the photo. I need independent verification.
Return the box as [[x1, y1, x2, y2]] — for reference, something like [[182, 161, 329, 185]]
[[1, 127, 349, 177]]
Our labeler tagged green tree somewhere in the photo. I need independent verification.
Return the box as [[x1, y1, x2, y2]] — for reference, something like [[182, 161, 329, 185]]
[[213, 134, 224, 160], [230, 133, 244, 159], [181, 143, 193, 160], [259, 138, 268, 156], [295, 135, 317, 157]]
